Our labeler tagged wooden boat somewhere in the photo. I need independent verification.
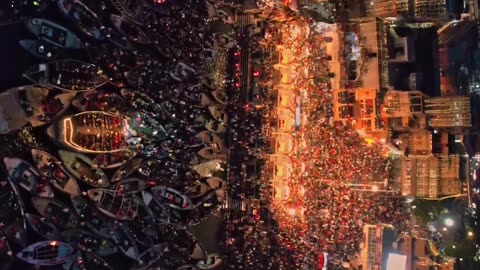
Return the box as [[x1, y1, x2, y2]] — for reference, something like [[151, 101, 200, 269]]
[[207, 106, 227, 123], [110, 14, 151, 44], [197, 147, 227, 160], [184, 92, 212, 108], [205, 177, 226, 190], [196, 254, 223, 270], [184, 182, 211, 199], [105, 27, 132, 49], [111, 157, 142, 183], [0, 230, 14, 266], [70, 251, 114, 270], [92, 150, 134, 170], [60, 229, 117, 257], [57, 0, 103, 40], [141, 191, 171, 224], [25, 18, 83, 49], [31, 149, 81, 196], [211, 90, 228, 105], [0, 85, 50, 133], [169, 62, 197, 82], [19, 39, 58, 60], [156, 224, 207, 260], [204, 120, 226, 134], [52, 112, 129, 154], [112, 178, 149, 194], [109, 223, 139, 260], [86, 188, 138, 220], [72, 90, 126, 113], [58, 150, 109, 188], [124, 223, 154, 248], [16, 241, 75, 266], [197, 131, 224, 151], [31, 197, 77, 229], [4, 157, 54, 198], [0, 180, 27, 247], [25, 213, 60, 240], [150, 186, 195, 211], [134, 243, 166, 270], [23, 60, 108, 92], [34, 92, 76, 127], [70, 196, 111, 238]]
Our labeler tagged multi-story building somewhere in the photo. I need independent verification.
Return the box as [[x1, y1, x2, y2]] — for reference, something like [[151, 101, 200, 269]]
[[360, 224, 396, 270], [424, 96, 472, 129], [382, 90, 426, 131]]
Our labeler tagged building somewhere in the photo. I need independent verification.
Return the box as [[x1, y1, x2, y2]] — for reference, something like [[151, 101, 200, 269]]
[[381, 90, 426, 131], [391, 234, 455, 270], [359, 224, 396, 270], [424, 96, 472, 129], [366, 0, 410, 18]]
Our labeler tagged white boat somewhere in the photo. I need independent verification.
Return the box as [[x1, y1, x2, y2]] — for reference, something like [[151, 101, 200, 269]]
[[25, 213, 60, 240], [16, 240, 75, 266], [23, 60, 108, 92], [4, 157, 54, 198], [31, 149, 81, 196], [110, 14, 151, 44], [207, 106, 227, 123], [57, 0, 104, 40], [51, 111, 129, 154], [25, 18, 83, 49], [58, 150, 109, 188], [150, 186, 195, 211], [111, 157, 142, 183], [87, 188, 138, 220]]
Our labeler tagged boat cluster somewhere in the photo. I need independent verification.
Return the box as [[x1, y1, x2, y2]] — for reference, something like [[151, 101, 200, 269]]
[[0, 0, 239, 269]]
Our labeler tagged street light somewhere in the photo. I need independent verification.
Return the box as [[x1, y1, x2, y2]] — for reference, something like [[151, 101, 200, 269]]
[[468, 231, 474, 237]]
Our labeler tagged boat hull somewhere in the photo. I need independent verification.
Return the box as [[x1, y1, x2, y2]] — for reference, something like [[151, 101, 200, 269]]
[[58, 150, 109, 188]]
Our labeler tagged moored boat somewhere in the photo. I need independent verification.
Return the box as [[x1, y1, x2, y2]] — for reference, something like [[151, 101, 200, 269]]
[[207, 106, 227, 123], [4, 157, 54, 198], [141, 191, 171, 224], [184, 92, 212, 108], [16, 240, 75, 266], [25, 18, 83, 49], [31, 197, 77, 229], [60, 229, 117, 257], [134, 243, 166, 270], [58, 150, 109, 187], [150, 186, 195, 211], [205, 177, 227, 190], [70, 196, 111, 238], [110, 14, 151, 44], [0, 85, 53, 133], [0, 180, 28, 247], [111, 157, 142, 183], [25, 213, 60, 240], [112, 178, 150, 194], [72, 90, 126, 113], [87, 188, 138, 220], [19, 39, 58, 60], [196, 254, 223, 270], [52, 112, 130, 154], [31, 149, 81, 196], [109, 223, 139, 260], [23, 60, 108, 92], [184, 182, 211, 199], [70, 251, 114, 270], [57, 0, 104, 40], [92, 150, 134, 169], [204, 120, 225, 134], [197, 147, 227, 161], [211, 90, 228, 105], [0, 230, 14, 266], [196, 131, 224, 152]]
